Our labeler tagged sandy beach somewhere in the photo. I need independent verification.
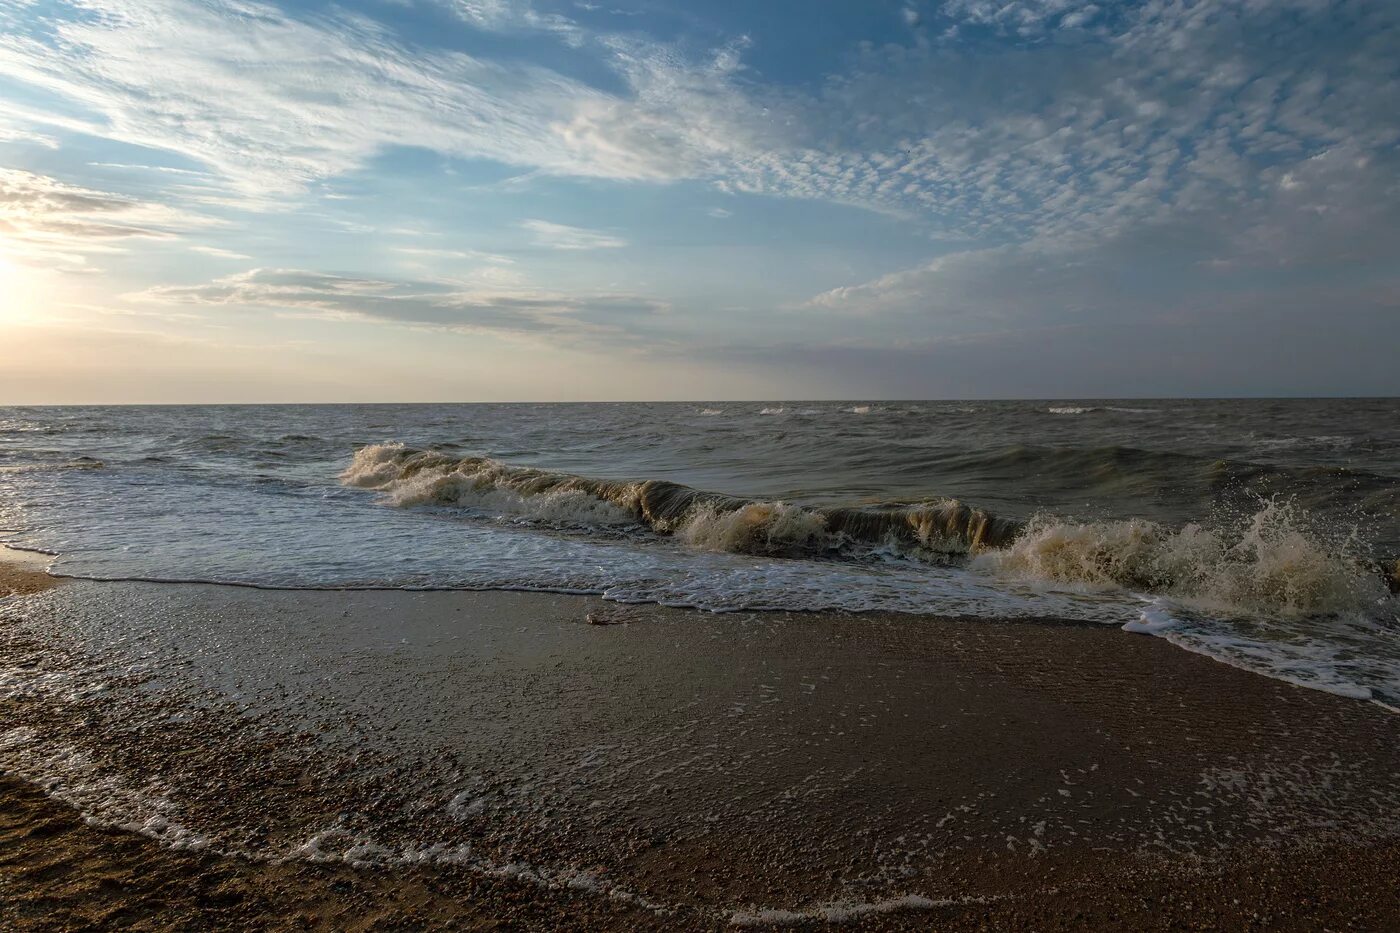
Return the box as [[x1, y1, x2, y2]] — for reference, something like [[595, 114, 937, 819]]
[[4, 0, 1397, 919], [3, 548, 1399, 929]]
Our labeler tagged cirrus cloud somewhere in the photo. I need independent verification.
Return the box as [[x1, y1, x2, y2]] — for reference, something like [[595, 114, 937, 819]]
[[0, 0, 774, 197], [521, 219, 626, 250], [134, 267, 669, 345], [0, 167, 213, 269]]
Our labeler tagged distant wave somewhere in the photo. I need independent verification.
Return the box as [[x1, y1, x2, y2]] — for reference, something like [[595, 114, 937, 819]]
[[0, 457, 104, 474], [1047, 405, 1158, 415], [342, 444, 1395, 614]]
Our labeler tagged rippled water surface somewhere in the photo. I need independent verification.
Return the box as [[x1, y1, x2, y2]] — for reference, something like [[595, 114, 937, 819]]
[[2, 400, 1397, 703]]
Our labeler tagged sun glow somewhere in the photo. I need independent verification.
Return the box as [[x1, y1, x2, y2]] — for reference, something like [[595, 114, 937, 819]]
[[0, 249, 42, 323]]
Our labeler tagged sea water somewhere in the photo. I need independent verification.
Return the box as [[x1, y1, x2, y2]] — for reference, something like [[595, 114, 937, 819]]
[[2, 399, 1396, 704]]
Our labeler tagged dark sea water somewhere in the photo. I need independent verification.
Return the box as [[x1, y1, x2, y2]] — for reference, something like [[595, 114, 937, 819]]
[[1, 400, 1397, 704]]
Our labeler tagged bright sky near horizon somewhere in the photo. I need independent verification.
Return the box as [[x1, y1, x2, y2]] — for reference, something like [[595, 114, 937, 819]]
[[0, 0, 1397, 402]]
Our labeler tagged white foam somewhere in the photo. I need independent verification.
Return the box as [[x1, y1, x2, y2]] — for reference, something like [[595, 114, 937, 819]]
[[338, 442, 409, 488], [0, 728, 213, 851], [15, 443, 1400, 707], [978, 500, 1384, 618], [0, 725, 677, 913], [342, 447, 639, 528], [1143, 614, 1385, 703], [678, 501, 828, 556], [281, 821, 667, 910], [1121, 598, 1179, 634], [731, 894, 993, 926]]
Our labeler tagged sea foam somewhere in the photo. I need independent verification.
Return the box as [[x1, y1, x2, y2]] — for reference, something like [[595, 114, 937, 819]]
[[341, 444, 1017, 557], [343, 445, 1391, 621], [977, 498, 1385, 617]]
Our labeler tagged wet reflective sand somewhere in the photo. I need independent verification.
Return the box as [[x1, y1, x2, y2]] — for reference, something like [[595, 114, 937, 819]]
[[4, 564, 1399, 929]]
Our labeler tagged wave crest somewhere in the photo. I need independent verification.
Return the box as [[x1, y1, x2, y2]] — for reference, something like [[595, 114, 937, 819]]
[[679, 501, 828, 554], [343, 445, 1393, 614], [340, 444, 1017, 558], [342, 445, 638, 527], [978, 499, 1386, 615]]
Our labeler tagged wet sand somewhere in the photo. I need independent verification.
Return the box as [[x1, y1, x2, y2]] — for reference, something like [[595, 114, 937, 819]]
[[4, 773, 1397, 932], [0, 548, 59, 597], [3, 548, 1399, 930]]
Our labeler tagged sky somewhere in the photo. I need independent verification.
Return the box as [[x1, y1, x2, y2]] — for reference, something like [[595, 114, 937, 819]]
[[0, 0, 1397, 402]]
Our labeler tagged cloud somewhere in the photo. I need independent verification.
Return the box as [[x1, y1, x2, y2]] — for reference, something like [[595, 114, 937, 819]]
[[809, 140, 1400, 322], [3, 0, 1397, 397], [0, 113, 57, 148], [87, 162, 214, 178], [727, 0, 1400, 242], [789, 147, 1399, 398], [771, 0, 1400, 392], [135, 267, 667, 344], [937, 1, 1102, 37], [391, 246, 516, 264], [189, 245, 250, 260], [446, 0, 586, 45], [0, 0, 775, 197], [691, 287, 1399, 398], [0, 167, 210, 268], [521, 219, 626, 250], [8, 0, 1387, 254]]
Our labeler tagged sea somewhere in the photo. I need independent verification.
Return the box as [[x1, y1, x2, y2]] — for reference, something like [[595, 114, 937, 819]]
[[1, 399, 1397, 706]]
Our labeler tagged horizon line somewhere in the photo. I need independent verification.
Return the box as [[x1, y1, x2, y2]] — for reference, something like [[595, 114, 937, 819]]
[[2, 395, 1397, 407]]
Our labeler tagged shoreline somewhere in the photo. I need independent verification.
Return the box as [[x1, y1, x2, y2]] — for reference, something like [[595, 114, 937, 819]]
[[0, 547, 60, 598], [3, 549, 1399, 929], [5, 775, 1397, 931]]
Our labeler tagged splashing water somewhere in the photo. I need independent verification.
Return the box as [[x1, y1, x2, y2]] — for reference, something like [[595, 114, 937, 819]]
[[978, 498, 1386, 617], [3, 400, 1398, 703]]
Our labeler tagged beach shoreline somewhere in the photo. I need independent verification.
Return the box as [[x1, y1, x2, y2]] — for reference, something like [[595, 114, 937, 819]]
[[0, 547, 60, 598], [5, 772, 1397, 931], [3, 549, 1399, 930]]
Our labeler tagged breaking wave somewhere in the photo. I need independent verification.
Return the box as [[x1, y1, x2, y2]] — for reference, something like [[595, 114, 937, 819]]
[[341, 444, 1019, 559], [342, 444, 1395, 616], [977, 500, 1389, 617], [1047, 405, 1159, 415]]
